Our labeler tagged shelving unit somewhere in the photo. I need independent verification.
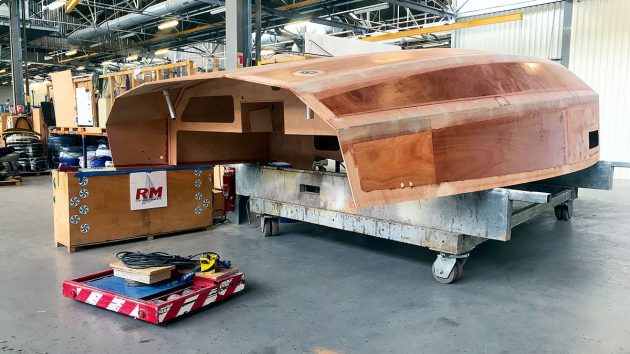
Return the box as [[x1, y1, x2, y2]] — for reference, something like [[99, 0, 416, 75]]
[[48, 127, 108, 168]]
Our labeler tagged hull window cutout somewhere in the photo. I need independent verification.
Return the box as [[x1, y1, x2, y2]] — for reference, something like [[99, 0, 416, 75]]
[[182, 96, 235, 123], [300, 184, 320, 194], [314, 136, 340, 151], [589, 130, 599, 149]]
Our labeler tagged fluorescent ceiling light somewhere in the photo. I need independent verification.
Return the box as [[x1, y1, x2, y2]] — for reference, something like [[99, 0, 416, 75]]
[[353, 3, 389, 15], [76, 66, 85, 71], [119, 33, 135, 39], [157, 20, 179, 30], [0, 69, 6, 74], [155, 48, 170, 55], [65, 50, 77, 56], [126, 54, 139, 62], [210, 6, 226, 15], [89, 42, 103, 48], [45, 1, 66, 11]]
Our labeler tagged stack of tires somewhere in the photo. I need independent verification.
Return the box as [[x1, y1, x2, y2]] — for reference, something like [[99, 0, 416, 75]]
[[0, 146, 21, 181], [5, 132, 49, 173]]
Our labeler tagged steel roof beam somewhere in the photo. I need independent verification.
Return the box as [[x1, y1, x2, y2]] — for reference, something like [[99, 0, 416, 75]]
[[381, 0, 454, 19], [262, 7, 367, 33]]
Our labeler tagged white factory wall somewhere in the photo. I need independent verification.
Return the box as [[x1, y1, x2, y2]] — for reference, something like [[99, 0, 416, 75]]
[[569, 0, 630, 179], [452, 1, 563, 60], [453, 0, 630, 178]]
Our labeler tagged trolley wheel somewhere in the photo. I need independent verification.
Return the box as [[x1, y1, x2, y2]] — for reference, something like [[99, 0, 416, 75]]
[[554, 203, 572, 221], [432, 260, 462, 284], [262, 218, 273, 237], [271, 218, 280, 236], [455, 260, 464, 279]]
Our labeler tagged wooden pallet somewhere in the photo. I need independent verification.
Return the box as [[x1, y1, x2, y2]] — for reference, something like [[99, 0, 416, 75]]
[[0, 176, 22, 186], [55, 226, 211, 253], [20, 170, 51, 177]]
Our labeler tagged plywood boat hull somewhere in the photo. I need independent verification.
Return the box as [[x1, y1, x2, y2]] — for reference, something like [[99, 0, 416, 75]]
[[106, 49, 599, 208]]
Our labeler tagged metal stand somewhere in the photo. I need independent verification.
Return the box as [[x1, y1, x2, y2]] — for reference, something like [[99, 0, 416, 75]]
[[236, 162, 619, 283]]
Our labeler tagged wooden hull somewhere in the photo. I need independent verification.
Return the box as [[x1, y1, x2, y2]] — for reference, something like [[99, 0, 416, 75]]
[[106, 49, 599, 207]]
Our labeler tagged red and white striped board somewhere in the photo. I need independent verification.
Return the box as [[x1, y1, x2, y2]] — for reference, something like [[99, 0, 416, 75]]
[[62, 270, 245, 324]]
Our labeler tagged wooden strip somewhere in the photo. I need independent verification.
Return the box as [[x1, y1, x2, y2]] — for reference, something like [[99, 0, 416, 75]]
[[361, 13, 523, 42]]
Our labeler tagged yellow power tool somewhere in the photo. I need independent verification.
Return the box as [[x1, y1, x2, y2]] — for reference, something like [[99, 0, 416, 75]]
[[199, 253, 219, 274]]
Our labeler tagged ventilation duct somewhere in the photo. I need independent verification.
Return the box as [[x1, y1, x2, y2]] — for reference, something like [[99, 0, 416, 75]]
[[68, 0, 221, 43]]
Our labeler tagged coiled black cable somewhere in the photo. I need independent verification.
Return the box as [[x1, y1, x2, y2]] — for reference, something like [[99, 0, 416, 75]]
[[116, 251, 219, 269]]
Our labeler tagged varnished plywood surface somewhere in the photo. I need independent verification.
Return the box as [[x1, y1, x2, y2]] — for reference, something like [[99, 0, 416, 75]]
[[353, 131, 436, 191], [432, 111, 568, 182], [105, 49, 600, 207]]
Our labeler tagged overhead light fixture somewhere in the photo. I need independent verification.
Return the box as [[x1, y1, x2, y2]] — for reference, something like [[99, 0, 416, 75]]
[[155, 48, 170, 56], [76, 66, 85, 71], [119, 33, 136, 39], [157, 19, 179, 30], [210, 6, 226, 15], [0, 69, 6, 74], [89, 42, 103, 48], [44, 55, 53, 60], [45, 1, 66, 11], [126, 54, 139, 62], [65, 50, 77, 56], [353, 3, 390, 15]]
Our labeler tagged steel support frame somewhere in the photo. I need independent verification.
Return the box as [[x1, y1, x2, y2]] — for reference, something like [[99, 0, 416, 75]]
[[560, 0, 573, 67], [236, 161, 615, 272], [381, 0, 454, 19], [8, 0, 25, 107], [225, 0, 251, 69]]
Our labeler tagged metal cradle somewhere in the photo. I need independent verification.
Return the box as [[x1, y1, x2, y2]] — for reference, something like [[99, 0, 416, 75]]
[[236, 161, 622, 283]]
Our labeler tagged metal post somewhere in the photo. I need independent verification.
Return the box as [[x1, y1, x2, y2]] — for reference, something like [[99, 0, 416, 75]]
[[560, 0, 573, 67], [21, 0, 30, 109], [225, 0, 251, 69], [255, 0, 262, 65], [8, 0, 25, 108], [81, 134, 87, 168]]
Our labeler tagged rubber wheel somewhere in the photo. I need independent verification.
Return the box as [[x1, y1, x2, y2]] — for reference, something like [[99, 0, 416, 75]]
[[271, 219, 280, 236], [554, 204, 572, 221], [455, 260, 464, 279], [432, 262, 460, 284], [262, 219, 273, 237]]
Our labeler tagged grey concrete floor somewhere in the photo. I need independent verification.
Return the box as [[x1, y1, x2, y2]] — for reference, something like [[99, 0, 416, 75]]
[[1, 176, 630, 353]]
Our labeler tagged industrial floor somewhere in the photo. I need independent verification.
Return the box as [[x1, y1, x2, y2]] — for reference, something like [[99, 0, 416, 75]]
[[1, 176, 629, 353]]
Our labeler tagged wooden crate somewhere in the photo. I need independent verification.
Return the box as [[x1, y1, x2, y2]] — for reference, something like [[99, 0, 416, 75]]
[[52, 167, 214, 252]]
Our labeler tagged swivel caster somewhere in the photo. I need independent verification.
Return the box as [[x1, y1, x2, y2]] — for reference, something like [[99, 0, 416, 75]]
[[554, 202, 573, 221], [261, 217, 280, 237], [432, 253, 467, 284]]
